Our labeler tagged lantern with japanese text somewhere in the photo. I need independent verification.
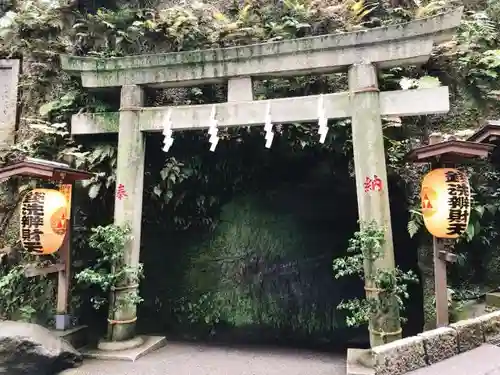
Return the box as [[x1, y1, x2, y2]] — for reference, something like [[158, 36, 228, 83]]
[[420, 168, 471, 239], [20, 189, 69, 255]]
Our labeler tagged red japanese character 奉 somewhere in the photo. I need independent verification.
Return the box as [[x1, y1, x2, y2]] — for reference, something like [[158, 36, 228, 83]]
[[116, 184, 128, 200]]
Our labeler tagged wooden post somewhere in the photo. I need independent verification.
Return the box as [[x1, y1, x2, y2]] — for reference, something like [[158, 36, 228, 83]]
[[108, 85, 146, 342], [55, 183, 73, 330], [427, 134, 449, 327], [348, 63, 401, 347], [433, 237, 450, 326]]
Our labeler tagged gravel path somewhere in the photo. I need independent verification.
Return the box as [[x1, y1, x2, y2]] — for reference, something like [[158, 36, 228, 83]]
[[60, 342, 346, 375]]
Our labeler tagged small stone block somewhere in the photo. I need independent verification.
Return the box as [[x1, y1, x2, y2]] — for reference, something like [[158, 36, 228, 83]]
[[478, 311, 500, 343], [450, 318, 484, 353], [372, 336, 427, 375], [347, 348, 374, 375], [55, 314, 72, 331], [418, 327, 458, 364]]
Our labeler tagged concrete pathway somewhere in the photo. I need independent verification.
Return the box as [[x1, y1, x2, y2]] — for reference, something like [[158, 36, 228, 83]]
[[60, 342, 347, 375], [408, 344, 500, 375]]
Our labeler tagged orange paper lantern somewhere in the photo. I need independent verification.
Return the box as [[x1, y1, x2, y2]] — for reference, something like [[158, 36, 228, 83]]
[[420, 168, 471, 239], [20, 188, 69, 255]]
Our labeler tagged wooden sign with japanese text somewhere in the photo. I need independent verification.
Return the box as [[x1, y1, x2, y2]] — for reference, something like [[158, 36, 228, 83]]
[[421, 168, 471, 239], [20, 189, 68, 255]]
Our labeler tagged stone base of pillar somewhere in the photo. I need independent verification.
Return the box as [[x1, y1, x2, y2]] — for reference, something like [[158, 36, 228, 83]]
[[346, 348, 374, 375], [98, 336, 144, 351], [82, 336, 166, 362]]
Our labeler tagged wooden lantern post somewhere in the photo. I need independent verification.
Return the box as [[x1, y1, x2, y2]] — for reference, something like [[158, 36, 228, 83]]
[[407, 136, 494, 326], [0, 157, 93, 330]]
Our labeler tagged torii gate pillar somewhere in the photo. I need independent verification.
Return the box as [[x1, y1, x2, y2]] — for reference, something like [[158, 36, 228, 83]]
[[108, 85, 146, 342], [349, 63, 400, 346]]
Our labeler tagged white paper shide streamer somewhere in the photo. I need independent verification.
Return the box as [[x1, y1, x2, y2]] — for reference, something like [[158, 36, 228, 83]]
[[317, 94, 328, 144], [208, 105, 219, 152], [162, 108, 174, 153], [264, 101, 274, 149]]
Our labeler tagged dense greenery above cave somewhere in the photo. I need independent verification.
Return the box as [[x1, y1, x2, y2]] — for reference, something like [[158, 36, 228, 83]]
[[0, 0, 499, 343]]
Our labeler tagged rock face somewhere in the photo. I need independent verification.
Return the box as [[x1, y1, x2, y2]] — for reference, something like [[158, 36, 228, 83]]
[[0, 321, 82, 375], [419, 327, 458, 364], [480, 311, 500, 342], [372, 336, 427, 375], [450, 318, 484, 353]]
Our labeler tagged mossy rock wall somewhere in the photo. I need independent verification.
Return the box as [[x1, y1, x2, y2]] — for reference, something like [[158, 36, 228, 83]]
[[138, 164, 423, 346]]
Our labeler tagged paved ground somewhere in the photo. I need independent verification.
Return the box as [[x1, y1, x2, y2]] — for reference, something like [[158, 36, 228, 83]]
[[60, 342, 347, 375], [408, 344, 500, 375]]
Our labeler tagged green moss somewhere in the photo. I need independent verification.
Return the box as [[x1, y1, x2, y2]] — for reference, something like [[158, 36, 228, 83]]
[[173, 189, 353, 337], [94, 112, 120, 132]]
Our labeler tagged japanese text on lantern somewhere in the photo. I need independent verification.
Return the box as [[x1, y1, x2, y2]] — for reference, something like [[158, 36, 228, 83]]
[[364, 175, 383, 193], [21, 191, 45, 254], [445, 171, 470, 236]]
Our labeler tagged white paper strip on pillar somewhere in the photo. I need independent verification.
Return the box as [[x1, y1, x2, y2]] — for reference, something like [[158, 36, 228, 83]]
[[207, 104, 219, 152], [264, 101, 274, 149], [162, 108, 174, 153], [317, 94, 328, 144]]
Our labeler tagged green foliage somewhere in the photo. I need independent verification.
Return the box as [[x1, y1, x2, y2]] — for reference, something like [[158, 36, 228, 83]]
[[163, 189, 354, 339], [453, 10, 500, 105], [399, 75, 442, 90], [75, 224, 144, 311], [407, 209, 423, 238], [333, 222, 418, 329], [0, 264, 55, 323], [39, 91, 78, 117], [0, 1, 66, 58], [77, 145, 118, 200], [176, 195, 308, 331]]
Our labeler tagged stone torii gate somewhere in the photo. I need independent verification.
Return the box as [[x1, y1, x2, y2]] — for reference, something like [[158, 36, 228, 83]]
[[61, 8, 463, 349]]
